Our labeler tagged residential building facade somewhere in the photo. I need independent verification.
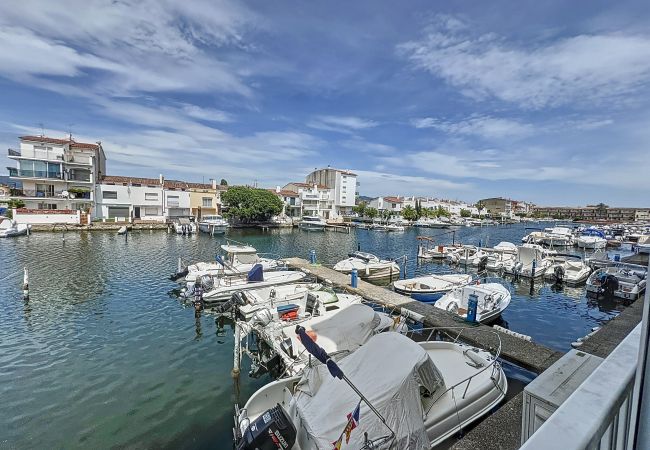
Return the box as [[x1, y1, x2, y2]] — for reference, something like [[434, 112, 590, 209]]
[[163, 180, 191, 218], [7, 135, 106, 212], [187, 181, 224, 218], [478, 197, 513, 218], [532, 206, 650, 222], [369, 196, 403, 213], [271, 187, 301, 217], [305, 167, 357, 217], [95, 175, 166, 222], [283, 182, 334, 219]]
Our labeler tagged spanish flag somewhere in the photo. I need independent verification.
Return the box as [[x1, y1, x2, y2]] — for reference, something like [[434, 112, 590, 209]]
[[344, 402, 361, 443], [332, 436, 343, 450]]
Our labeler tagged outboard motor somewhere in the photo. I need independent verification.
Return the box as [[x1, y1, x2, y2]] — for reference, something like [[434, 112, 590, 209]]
[[237, 404, 296, 450], [477, 255, 488, 272], [553, 265, 565, 283], [602, 274, 619, 296], [215, 291, 247, 314]]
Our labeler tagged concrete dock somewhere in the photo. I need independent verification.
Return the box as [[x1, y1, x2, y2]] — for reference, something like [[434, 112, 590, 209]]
[[285, 257, 646, 450]]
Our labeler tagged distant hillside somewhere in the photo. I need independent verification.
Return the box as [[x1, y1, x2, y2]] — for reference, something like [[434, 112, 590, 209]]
[[356, 195, 374, 204], [0, 176, 20, 188]]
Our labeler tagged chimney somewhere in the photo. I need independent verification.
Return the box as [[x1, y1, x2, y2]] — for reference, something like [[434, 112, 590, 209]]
[[159, 174, 164, 185], [276, 185, 281, 193], [212, 179, 217, 189]]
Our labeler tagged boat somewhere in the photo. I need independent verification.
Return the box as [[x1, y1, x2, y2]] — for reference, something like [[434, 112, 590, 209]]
[[504, 244, 552, 278], [521, 228, 545, 244], [333, 251, 401, 283], [586, 264, 647, 300], [298, 216, 327, 231], [428, 219, 450, 229], [236, 303, 396, 378], [222, 283, 362, 322], [484, 242, 518, 272], [576, 229, 607, 250], [539, 226, 573, 247], [383, 223, 405, 232], [544, 254, 592, 285], [393, 273, 473, 302], [173, 217, 197, 234], [0, 218, 30, 237], [198, 214, 229, 235], [234, 330, 507, 450], [434, 282, 511, 323], [446, 245, 488, 267], [635, 235, 650, 254], [184, 264, 308, 303], [117, 225, 127, 235], [184, 244, 282, 283], [416, 236, 462, 260]]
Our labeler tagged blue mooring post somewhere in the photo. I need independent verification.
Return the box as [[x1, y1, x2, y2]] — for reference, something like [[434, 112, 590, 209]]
[[466, 293, 478, 323], [614, 254, 621, 262], [350, 268, 358, 288], [532, 259, 537, 278], [478, 239, 482, 248], [309, 249, 316, 265]]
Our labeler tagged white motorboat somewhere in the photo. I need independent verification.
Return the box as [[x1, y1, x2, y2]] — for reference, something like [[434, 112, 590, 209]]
[[173, 217, 197, 234], [484, 242, 518, 272], [416, 237, 462, 260], [540, 226, 573, 247], [575, 229, 607, 249], [544, 254, 592, 285], [446, 245, 488, 267], [237, 303, 395, 378], [393, 274, 473, 303], [413, 218, 432, 227], [333, 251, 401, 284], [504, 244, 552, 278], [298, 216, 327, 231], [637, 235, 650, 254], [428, 219, 450, 229], [184, 244, 281, 282], [0, 218, 30, 238], [185, 265, 307, 303], [198, 214, 229, 235], [434, 282, 511, 323], [224, 283, 362, 322], [521, 229, 545, 244], [235, 331, 507, 450], [586, 264, 647, 300], [117, 225, 128, 235]]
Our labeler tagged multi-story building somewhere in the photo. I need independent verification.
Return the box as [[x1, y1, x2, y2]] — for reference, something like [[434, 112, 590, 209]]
[[635, 209, 650, 222], [187, 181, 224, 218], [478, 197, 514, 218], [7, 135, 106, 212], [369, 196, 403, 213], [283, 182, 334, 219], [95, 175, 166, 222], [270, 187, 301, 217], [531, 205, 649, 222], [162, 180, 191, 218], [305, 167, 357, 217]]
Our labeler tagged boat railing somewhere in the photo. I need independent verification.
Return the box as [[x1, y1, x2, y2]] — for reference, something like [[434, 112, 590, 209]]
[[401, 326, 504, 415]]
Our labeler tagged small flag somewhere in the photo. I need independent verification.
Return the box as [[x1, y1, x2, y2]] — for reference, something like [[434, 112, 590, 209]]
[[344, 402, 361, 444], [332, 436, 343, 450]]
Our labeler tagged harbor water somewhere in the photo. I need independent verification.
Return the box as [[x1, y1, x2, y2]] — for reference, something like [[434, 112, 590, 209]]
[[0, 223, 626, 448]]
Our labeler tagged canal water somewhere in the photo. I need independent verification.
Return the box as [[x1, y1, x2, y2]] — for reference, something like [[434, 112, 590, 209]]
[[0, 224, 627, 448]]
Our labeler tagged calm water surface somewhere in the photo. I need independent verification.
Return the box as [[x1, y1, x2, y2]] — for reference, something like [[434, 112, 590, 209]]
[[0, 224, 628, 448]]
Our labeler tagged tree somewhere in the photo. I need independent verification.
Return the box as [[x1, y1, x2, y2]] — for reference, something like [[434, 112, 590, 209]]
[[460, 208, 471, 218], [352, 201, 367, 217], [401, 205, 417, 221], [595, 203, 608, 218], [5, 199, 25, 219], [365, 207, 378, 219], [220, 179, 228, 186], [415, 199, 422, 219], [221, 186, 282, 222], [436, 206, 450, 218]]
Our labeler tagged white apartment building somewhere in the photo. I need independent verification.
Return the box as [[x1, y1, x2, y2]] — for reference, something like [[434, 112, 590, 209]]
[[271, 187, 301, 217], [305, 167, 357, 217], [283, 182, 335, 219], [7, 135, 106, 213], [370, 196, 403, 213], [163, 180, 191, 217], [95, 176, 166, 222]]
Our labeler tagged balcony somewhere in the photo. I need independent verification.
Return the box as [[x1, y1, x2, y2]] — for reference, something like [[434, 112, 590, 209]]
[[8, 168, 64, 180], [67, 172, 92, 182], [8, 148, 20, 157], [11, 189, 91, 200]]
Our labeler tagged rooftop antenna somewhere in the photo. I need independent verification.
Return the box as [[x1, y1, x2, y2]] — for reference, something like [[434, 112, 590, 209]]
[[37, 122, 45, 137], [67, 123, 74, 141]]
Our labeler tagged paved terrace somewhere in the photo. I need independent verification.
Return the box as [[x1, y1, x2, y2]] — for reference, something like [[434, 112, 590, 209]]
[[285, 257, 645, 450]]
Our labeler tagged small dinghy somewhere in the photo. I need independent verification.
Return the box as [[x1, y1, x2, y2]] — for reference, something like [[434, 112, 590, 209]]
[[0, 218, 30, 237], [185, 264, 307, 303], [333, 251, 400, 284], [117, 226, 127, 235], [393, 274, 472, 302], [434, 282, 511, 323], [586, 264, 647, 300], [234, 331, 507, 450]]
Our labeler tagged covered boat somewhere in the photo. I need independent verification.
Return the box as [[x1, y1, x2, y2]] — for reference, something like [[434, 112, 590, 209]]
[[576, 229, 607, 249], [544, 254, 592, 285], [393, 274, 472, 302], [333, 251, 400, 284], [235, 331, 507, 450], [504, 244, 552, 278], [184, 244, 281, 282], [434, 282, 511, 323]]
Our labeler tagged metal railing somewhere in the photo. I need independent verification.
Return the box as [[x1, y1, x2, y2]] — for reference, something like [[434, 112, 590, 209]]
[[520, 323, 641, 450], [12, 189, 91, 199], [10, 169, 64, 179], [7, 148, 20, 157]]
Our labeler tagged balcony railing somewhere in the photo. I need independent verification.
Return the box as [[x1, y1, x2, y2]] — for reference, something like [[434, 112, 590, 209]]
[[8, 169, 64, 179], [67, 173, 92, 182], [12, 189, 91, 200], [8, 149, 20, 157], [7, 167, 17, 176]]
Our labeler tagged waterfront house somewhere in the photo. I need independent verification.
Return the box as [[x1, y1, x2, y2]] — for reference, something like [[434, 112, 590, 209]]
[[95, 175, 166, 222], [7, 135, 106, 223], [271, 187, 301, 218], [187, 181, 224, 218], [162, 180, 191, 218], [283, 182, 335, 219], [0, 183, 10, 209], [305, 167, 358, 217], [369, 196, 403, 213]]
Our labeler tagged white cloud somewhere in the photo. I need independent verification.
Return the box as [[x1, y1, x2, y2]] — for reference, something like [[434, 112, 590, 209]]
[[179, 104, 233, 123], [352, 169, 472, 197], [339, 138, 395, 154], [399, 16, 650, 109], [307, 115, 378, 134], [411, 115, 533, 139]]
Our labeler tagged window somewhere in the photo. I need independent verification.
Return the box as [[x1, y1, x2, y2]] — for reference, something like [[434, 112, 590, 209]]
[[103, 191, 118, 199], [167, 195, 179, 207], [144, 207, 158, 216], [145, 192, 158, 201], [202, 197, 212, 207], [37, 202, 57, 210]]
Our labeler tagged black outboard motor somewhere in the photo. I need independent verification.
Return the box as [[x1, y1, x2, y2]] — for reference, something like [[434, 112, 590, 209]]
[[237, 404, 296, 450], [216, 291, 246, 314], [602, 274, 619, 296], [553, 265, 565, 283], [477, 255, 488, 272]]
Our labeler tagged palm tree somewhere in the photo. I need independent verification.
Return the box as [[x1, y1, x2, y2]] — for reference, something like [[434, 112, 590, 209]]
[[595, 203, 608, 218]]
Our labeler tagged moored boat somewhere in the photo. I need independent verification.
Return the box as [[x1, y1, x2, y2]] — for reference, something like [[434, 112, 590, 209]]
[[184, 244, 282, 282], [298, 216, 327, 231], [393, 274, 473, 302], [434, 282, 511, 323], [586, 264, 647, 300], [198, 214, 229, 234], [0, 218, 30, 237], [333, 251, 401, 284]]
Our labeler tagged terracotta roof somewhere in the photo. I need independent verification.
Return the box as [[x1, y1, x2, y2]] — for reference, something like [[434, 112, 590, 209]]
[[285, 182, 329, 189], [383, 196, 403, 203], [101, 175, 161, 185], [269, 189, 299, 197], [163, 179, 188, 189], [21, 135, 100, 150]]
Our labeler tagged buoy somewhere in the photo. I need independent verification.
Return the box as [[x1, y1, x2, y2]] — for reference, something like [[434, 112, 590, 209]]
[[22, 267, 29, 300]]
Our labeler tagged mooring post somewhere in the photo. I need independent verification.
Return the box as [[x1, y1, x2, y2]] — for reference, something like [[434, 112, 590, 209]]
[[177, 256, 183, 275], [532, 259, 537, 278], [350, 268, 358, 288], [22, 267, 29, 300], [309, 249, 316, 265], [232, 322, 241, 378]]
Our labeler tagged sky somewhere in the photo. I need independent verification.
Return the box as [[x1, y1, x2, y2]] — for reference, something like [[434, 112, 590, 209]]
[[1, 0, 649, 206]]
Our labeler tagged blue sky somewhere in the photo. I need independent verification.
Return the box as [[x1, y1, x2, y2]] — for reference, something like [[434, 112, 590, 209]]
[[1, 0, 649, 206]]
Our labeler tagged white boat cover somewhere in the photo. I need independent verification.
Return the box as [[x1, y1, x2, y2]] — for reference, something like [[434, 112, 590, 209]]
[[293, 332, 444, 450], [283, 303, 380, 357]]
